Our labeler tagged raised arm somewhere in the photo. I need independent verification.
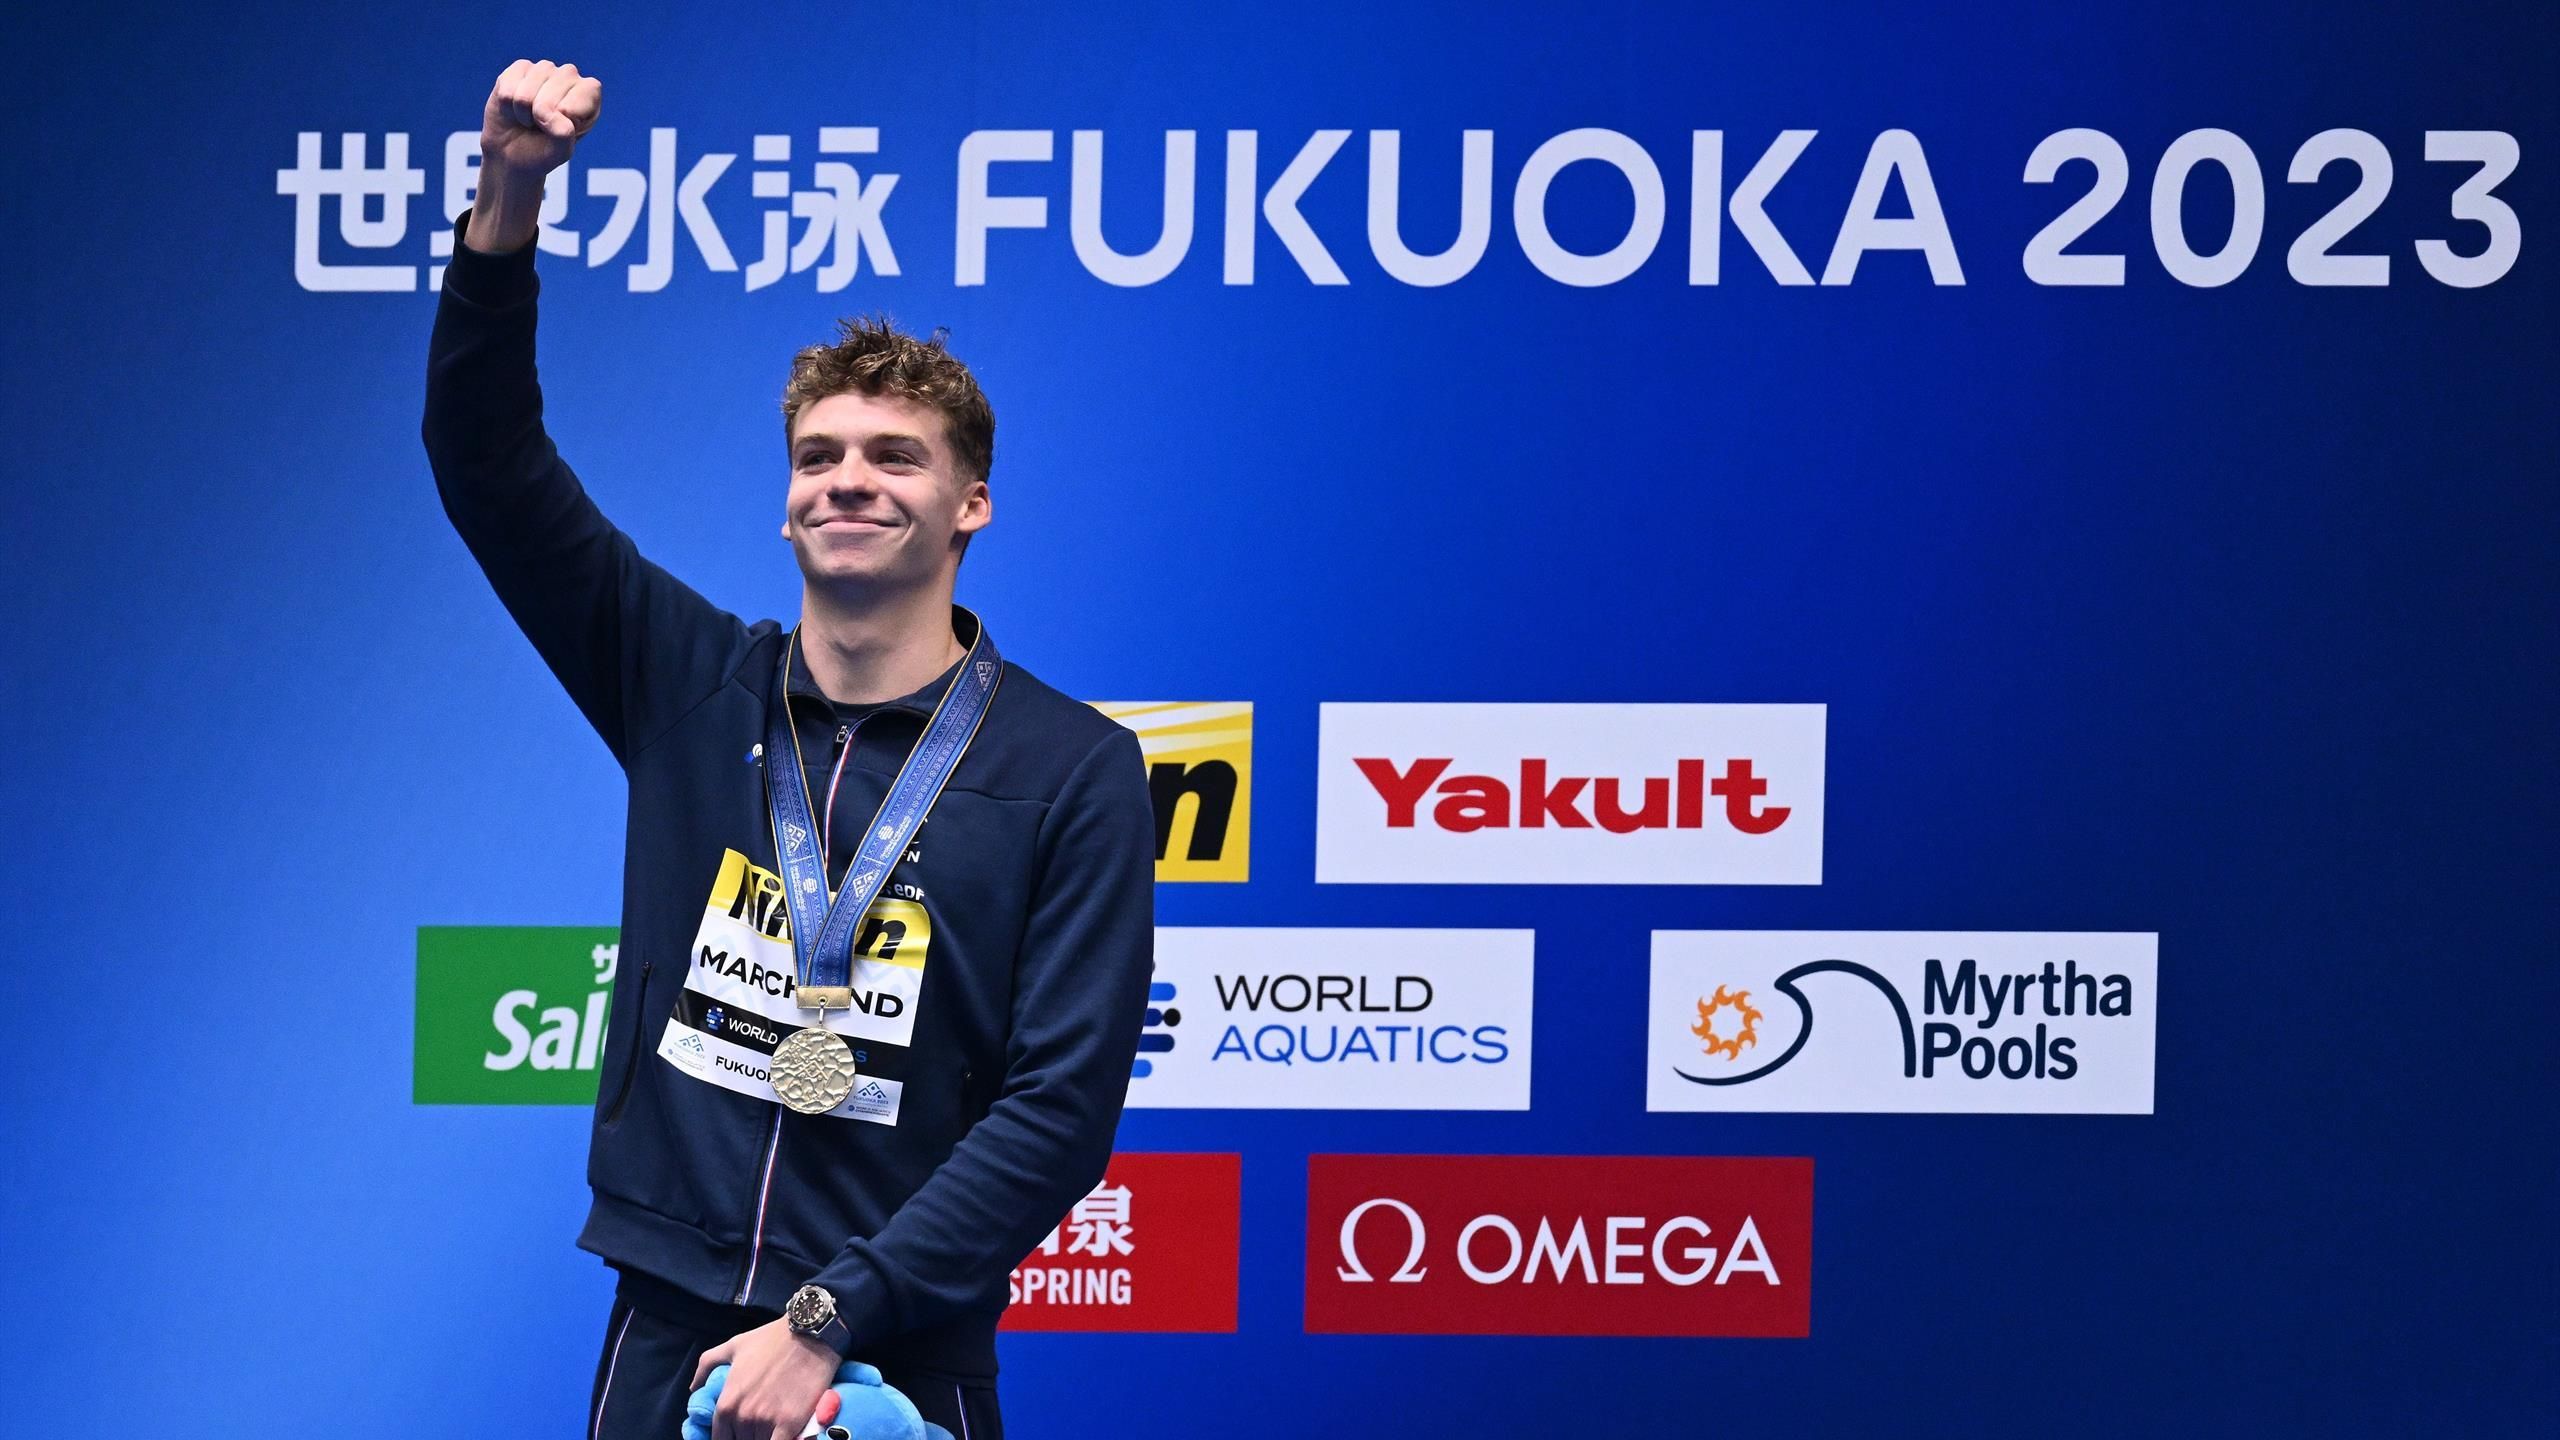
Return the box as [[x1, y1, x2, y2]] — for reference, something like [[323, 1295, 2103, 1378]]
[[423, 59, 748, 764]]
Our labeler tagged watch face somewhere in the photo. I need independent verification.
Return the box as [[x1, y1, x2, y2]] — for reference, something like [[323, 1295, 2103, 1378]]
[[787, 1285, 835, 1332]]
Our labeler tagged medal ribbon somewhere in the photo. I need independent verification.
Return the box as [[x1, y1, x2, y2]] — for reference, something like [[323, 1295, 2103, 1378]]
[[764, 606, 1002, 1004]]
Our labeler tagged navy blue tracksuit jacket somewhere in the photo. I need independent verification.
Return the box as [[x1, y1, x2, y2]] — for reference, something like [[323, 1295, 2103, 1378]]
[[422, 212, 1156, 1379]]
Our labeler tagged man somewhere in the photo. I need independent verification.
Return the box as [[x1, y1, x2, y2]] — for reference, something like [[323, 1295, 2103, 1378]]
[[423, 58, 1157, 1440]]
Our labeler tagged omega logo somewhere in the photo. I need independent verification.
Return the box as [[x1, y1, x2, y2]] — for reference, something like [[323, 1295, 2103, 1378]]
[[1334, 1195, 1780, 1288], [1336, 1198, 1430, 1283]]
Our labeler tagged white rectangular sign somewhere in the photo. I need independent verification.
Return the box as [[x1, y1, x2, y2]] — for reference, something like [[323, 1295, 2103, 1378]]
[[1646, 931, 2157, 1114], [1125, 927, 1535, 1110], [1316, 703, 1824, 885]]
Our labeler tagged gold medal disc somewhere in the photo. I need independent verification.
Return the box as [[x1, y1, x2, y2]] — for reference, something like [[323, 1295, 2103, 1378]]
[[770, 1026, 859, 1115]]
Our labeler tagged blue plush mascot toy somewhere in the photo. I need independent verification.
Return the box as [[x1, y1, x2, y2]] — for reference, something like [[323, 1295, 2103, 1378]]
[[683, 1361, 955, 1440]]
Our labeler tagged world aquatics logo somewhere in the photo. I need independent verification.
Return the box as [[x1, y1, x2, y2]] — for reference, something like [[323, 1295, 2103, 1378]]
[[1133, 976, 1178, 1080]]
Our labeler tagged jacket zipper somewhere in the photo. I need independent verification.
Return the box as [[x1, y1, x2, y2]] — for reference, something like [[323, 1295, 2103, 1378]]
[[735, 1103, 785, 1302], [735, 714, 861, 1303]]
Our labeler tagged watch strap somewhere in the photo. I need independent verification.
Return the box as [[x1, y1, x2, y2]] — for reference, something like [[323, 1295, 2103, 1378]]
[[813, 1309, 851, 1352]]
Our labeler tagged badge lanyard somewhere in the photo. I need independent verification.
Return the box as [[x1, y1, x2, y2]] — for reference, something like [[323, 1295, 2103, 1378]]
[[764, 607, 1002, 1011], [757, 608, 1001, 1117]]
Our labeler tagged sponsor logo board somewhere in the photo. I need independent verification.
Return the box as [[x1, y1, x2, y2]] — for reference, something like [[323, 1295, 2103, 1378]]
[[1306, 1154, 1812, 1336], [1316, 703, 1824, 884], [1647, 930, 2157, 1114], [1003, 1153, 1241, 1333], [1123, 928, 1533, 1110], [1092, 702, 1252, 883], [414, 926, 621, 1104]]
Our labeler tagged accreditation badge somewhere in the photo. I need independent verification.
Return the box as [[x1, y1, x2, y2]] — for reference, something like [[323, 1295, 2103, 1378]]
[[653, 849, 934, 1126], [677, 611, 996, 1119]]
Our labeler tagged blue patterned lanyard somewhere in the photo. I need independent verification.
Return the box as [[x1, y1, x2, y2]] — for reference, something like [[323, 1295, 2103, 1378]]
[[763, 608, 1002, 1009]]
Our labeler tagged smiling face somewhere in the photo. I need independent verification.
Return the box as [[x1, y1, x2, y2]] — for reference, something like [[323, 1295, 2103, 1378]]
[[781, 389, 992, 595]]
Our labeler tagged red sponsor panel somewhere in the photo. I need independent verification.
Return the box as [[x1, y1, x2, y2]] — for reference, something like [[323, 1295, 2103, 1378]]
[[1305, 1154, 1812, 1337], [1002, 1152, 1240, 1333]]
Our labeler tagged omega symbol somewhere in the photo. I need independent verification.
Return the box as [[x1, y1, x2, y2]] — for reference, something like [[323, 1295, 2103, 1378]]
[[1336, 1198, 1429, 1284]]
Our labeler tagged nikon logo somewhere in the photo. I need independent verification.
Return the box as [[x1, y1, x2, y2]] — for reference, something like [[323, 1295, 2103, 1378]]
[[1091, 703, 1252, 883]]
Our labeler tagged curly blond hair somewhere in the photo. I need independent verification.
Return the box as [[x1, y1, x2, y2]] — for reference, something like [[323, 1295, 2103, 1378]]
[[780, 314, 995, 488]]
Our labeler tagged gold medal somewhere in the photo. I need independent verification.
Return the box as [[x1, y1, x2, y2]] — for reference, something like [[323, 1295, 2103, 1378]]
[[770, 1024, 859, 1115]]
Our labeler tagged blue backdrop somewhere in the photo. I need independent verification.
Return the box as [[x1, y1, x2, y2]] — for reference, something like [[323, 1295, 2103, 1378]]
[[2, 2, 2552, 1434]]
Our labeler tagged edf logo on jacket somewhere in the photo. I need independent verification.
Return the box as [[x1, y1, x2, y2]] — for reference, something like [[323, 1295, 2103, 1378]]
[[1315, 703, 1824, 884]]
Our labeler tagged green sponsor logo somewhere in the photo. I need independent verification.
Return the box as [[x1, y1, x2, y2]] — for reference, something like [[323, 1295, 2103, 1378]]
[[414, 925, 620, 1105]]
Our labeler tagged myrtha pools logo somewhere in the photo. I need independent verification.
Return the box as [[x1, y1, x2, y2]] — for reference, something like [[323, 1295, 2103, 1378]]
[[1646, 932, 2158, 1115], [1690, 985, 1764, 1062]]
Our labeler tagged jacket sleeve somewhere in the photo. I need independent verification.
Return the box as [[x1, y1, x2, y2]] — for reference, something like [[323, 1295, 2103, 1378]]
[[808, 722, 1157, 1353], [421, 207, 751, 765]]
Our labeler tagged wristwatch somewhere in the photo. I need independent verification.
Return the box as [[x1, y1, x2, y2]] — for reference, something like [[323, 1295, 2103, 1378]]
[[785, 1283, 852, 1352]]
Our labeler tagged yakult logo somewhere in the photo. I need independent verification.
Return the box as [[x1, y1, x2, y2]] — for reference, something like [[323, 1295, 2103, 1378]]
[[1306, 1155, 1813, 1336], [1356, 757, 1789, 834], [1316, 704, 1824, 884]]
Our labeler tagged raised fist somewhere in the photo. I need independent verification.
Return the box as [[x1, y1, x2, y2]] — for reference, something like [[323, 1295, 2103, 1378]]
[[479, 58, 602, 181]]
